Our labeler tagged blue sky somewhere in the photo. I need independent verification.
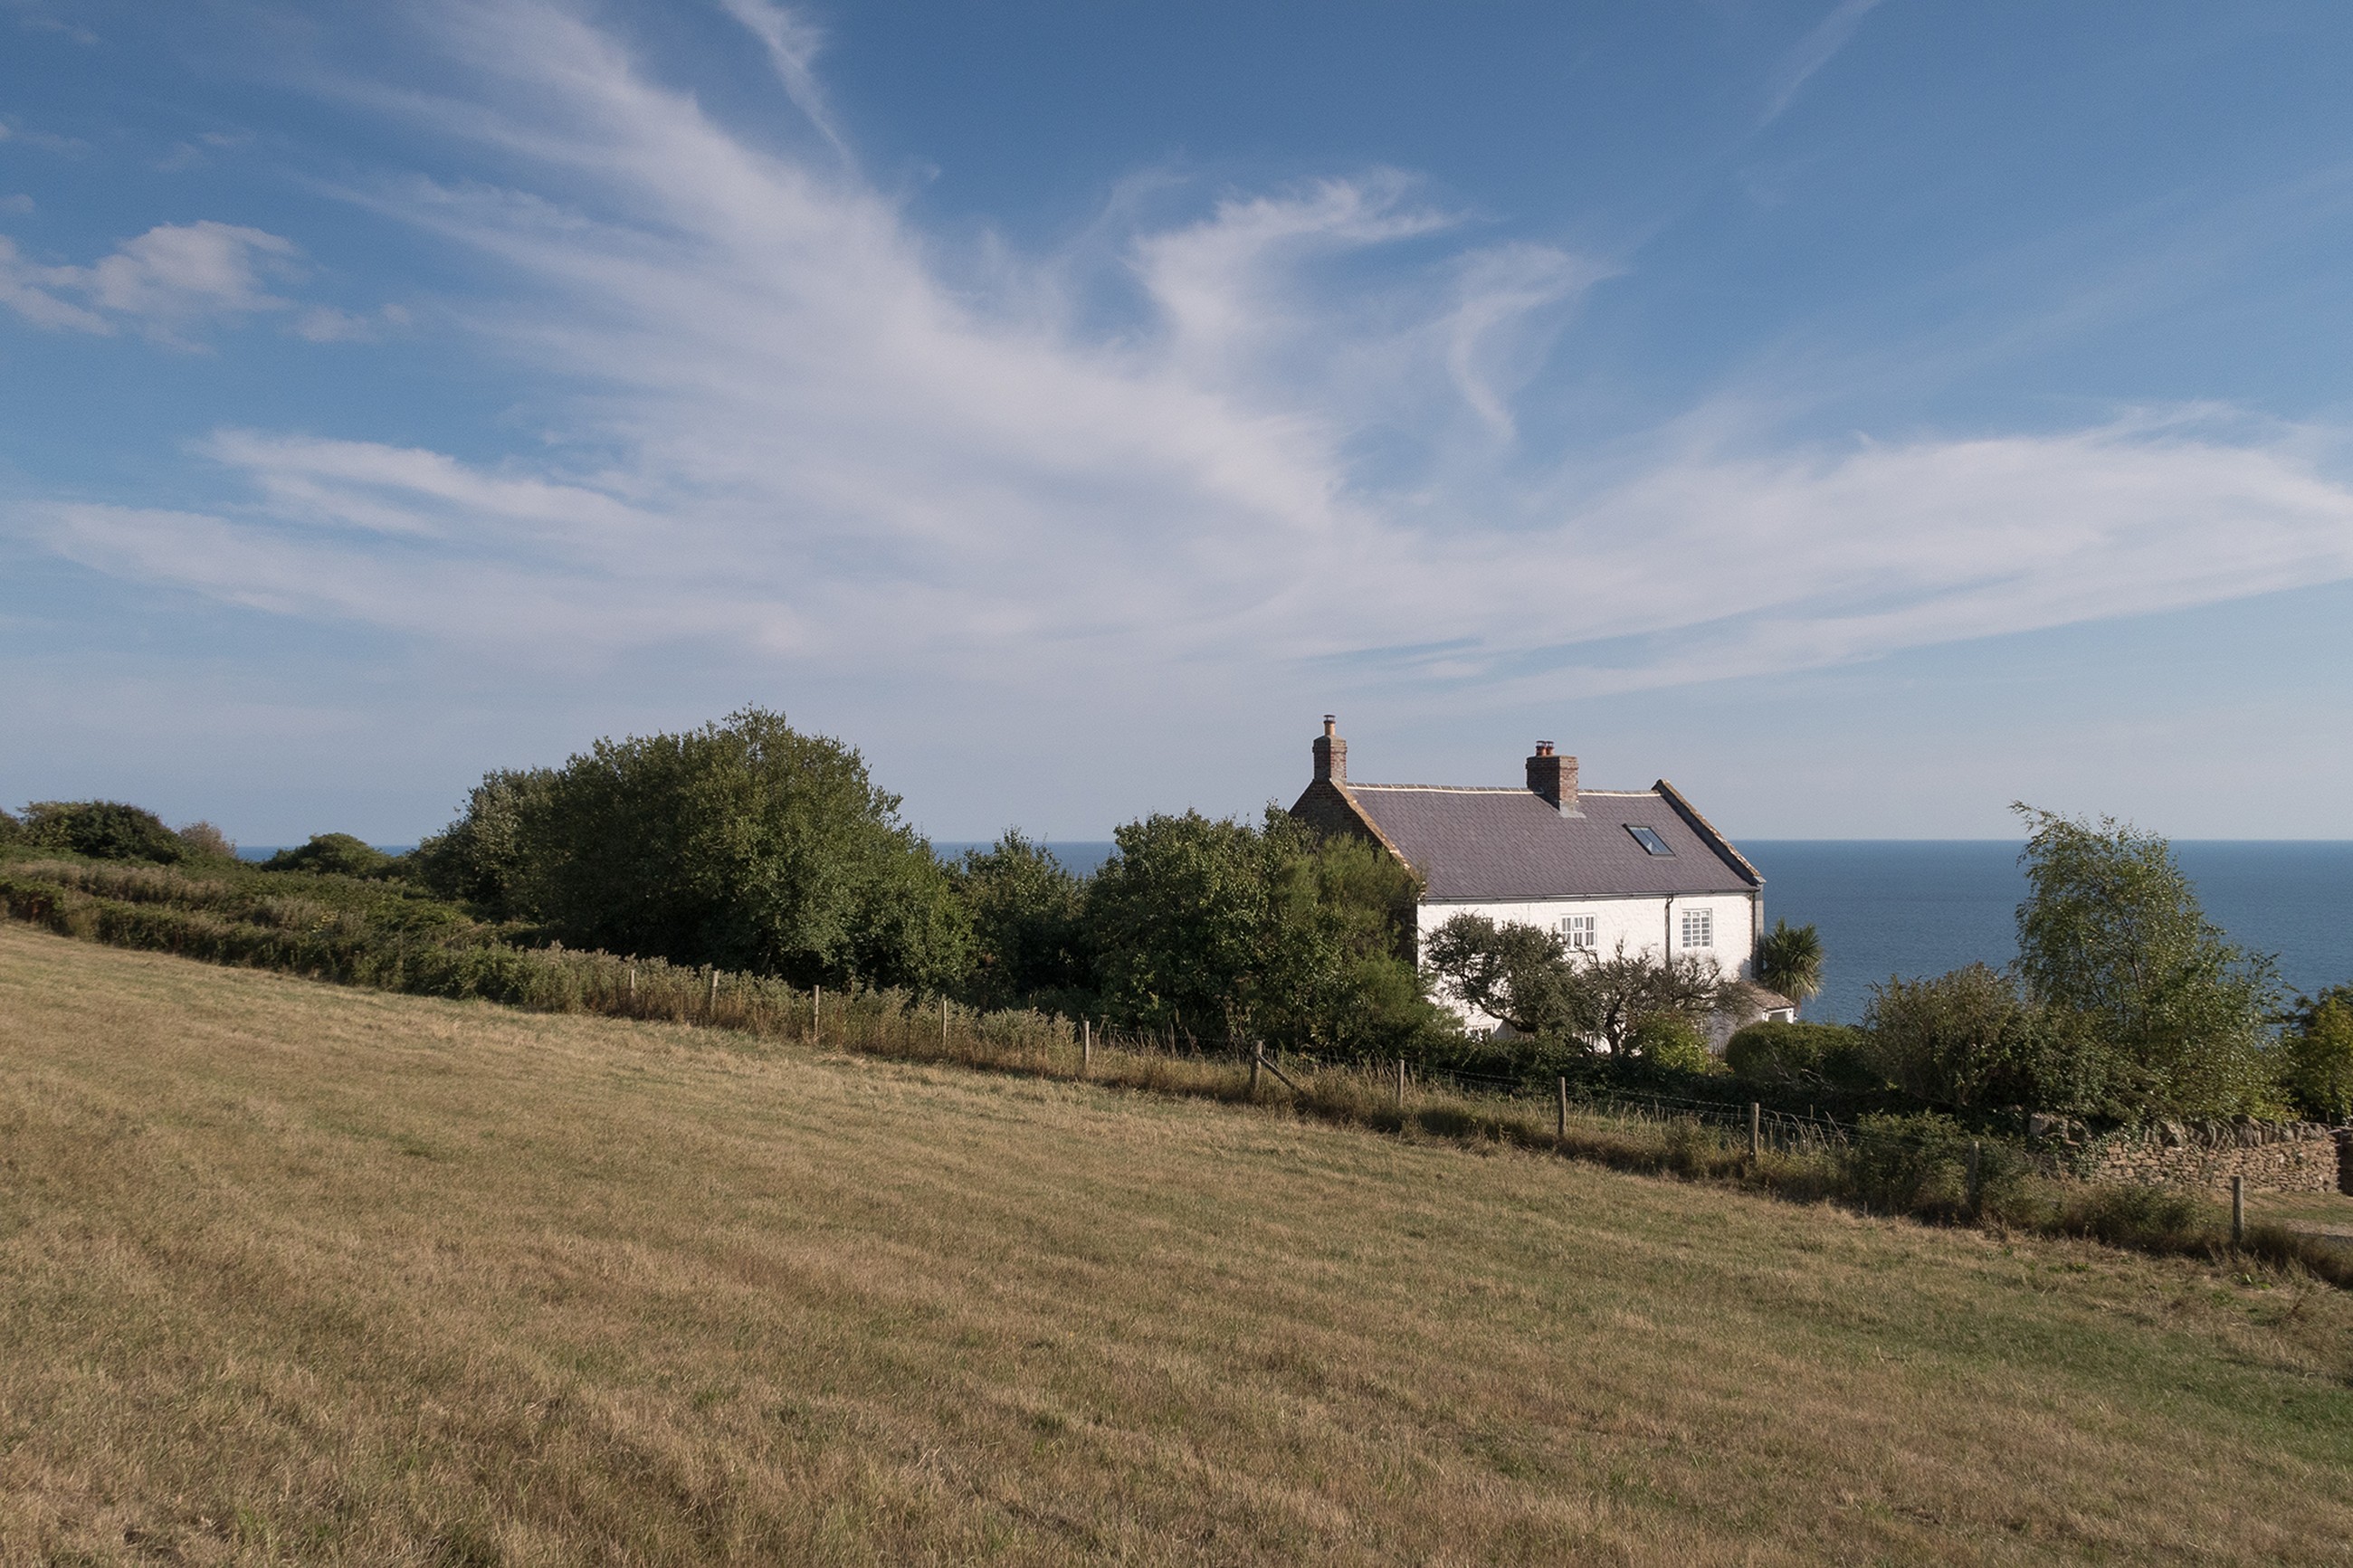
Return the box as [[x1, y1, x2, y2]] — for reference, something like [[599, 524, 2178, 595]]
[[5, 0, 2352, 843]]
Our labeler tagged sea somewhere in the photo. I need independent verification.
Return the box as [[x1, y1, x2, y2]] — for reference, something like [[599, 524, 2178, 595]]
[[942, 840, 2353, 1024]]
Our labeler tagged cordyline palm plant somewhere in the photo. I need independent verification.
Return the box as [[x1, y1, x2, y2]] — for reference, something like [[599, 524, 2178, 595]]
[[1753, 919, 1824, 1011]]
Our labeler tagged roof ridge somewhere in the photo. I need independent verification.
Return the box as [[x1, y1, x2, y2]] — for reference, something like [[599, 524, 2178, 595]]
[[1351, 783, 1655, 796]]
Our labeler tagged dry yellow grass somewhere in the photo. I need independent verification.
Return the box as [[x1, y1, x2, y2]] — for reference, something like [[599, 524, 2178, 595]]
[[3, 923, 2349, 1566]]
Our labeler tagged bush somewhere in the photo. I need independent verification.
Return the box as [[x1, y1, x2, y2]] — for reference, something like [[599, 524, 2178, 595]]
[[20, 801, 187, 863], [1862, 963, 2051, 1109], [953, 833, 1088, 1011], [1624, 1012, 1714, 1074], [1843, 1112, 1971, 1213], [424, 708, 968, 991], [0, 808, 21, 846], [1725, 1020, 1874, 1090], [2277, 987, 2353, 1123], [174, 821, 237, 860], [263, 832, 395, 879]]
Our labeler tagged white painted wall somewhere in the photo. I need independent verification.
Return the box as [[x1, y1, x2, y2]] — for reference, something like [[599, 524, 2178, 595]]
[[1416, 892, 1762, 1037]]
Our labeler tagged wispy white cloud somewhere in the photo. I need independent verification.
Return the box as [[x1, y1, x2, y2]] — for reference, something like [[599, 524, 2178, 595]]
[[0, 221, 302, 344], [1762, 0, 1884, 125], [718, 0, 849, 158], [16, 0, 2353, 720]]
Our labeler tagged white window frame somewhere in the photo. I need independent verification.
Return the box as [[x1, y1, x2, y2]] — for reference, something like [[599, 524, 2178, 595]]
[[1681, 908, 1713, 950], [1559, 913, 1596, 951]]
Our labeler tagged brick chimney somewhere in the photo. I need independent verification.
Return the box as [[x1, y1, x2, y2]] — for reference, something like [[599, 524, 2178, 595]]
[[1527, 741, 1578, 814], [1313, 715, 1346, 784]]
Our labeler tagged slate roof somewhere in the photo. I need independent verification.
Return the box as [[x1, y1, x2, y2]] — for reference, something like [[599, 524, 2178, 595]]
[[1337, 784, 1759, 902]]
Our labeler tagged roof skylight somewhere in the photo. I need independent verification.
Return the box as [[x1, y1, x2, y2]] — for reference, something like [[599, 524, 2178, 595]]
[[1625, 824, 1674, 856]]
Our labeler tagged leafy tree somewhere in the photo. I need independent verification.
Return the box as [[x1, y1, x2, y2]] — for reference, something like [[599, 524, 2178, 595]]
[[20, 801, 186, 863], [1624, 1012, 1714, 1073], [411, 768, 557, 916], [1572, 938, 1729, 1054], [2012, 804, 2282, 1119], [2277, 986, 2353, 1123], [1084, 810, 1446, 1054], [0, 808, 20, 846], [264, 832, 395, 879], [1422, 920, 1727, 1054], [1420, 914, 1590, 1037], [952, 832, 1089, 1010], [424, 709, 968, 990], [1752, 919, 1824, 1008]]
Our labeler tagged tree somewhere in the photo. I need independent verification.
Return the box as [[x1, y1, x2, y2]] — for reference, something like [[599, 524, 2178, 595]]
[[264, 832, 395, 879], [174, 821, 238, 860], [20, 801, 186, 863], [1421, 914, 1590, 1038], [410, 768, 557, 916], [1752, 919, 1824, 1009], [2277, 986, 2353, 1124], [422, 709, 969, 990], [1082, 810, 1447, 1054], [2012, 804, 2281, 1119], [953, 832, 1089, 1010], [1573, 938, 1729, 1055]]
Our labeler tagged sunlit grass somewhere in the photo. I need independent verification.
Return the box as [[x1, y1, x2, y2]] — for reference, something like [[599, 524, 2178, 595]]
[[3, 923, 2350, 1564]]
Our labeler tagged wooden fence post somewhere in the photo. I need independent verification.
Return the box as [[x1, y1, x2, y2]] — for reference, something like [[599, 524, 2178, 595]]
[[1251, 1042, 1263, 1095], [813, 984, 822, 1043], [1557, 1076, 1567, 1139], [625, 964, 636, 1003], [707, 968, 719, 1014], [2231, 1175, 2245, 1246], [1396, 1057, 1405, 1107], [1749, 1102, 1762, 1160], [1081, 1019, 1092, 1072], [941, 995, 949, 1049], [1967, 1140, 1984, 1211]]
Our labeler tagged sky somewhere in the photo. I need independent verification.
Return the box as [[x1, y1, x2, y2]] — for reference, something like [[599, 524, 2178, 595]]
[[4, 0, 2352, 844]]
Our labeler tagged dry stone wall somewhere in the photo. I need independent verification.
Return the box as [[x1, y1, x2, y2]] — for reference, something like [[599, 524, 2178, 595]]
[[2034, 1117, 2353, 1194]]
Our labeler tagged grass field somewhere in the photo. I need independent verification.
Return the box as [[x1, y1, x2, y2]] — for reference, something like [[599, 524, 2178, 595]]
[[4, 924, 2350, 1565]]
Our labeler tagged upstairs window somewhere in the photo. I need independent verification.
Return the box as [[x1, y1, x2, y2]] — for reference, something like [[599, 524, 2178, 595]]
[[1626, 824, 1673, 856], [1681, 908, 1714, 949], [1560, 913, 1596, 951]]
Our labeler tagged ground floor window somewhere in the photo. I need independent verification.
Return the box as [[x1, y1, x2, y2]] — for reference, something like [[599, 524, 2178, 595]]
[[1681, 908, 1713, 949]]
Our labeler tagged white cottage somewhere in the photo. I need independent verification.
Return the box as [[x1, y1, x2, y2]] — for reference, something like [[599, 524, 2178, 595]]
[[1289, 717, 1794, 1038]]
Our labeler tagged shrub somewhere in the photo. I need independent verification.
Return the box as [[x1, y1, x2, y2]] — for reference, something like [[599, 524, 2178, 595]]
[[952, 832, 1088, 1011], [20, 801, 187, 863], [174, 821, 238, 860], [263, 832, 395, 879], [1624, 1012, 1714, 1074], [2276, 987, 2353, 1123], [0, 808, 21, 846], [1843, 1112, 1970, 1213], [1862, 963, 2044, 1109], [1725, 1020, 1874, 1090]]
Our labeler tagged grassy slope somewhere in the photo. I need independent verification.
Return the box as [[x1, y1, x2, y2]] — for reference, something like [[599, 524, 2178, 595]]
[[3, 926, 2349, 1566]]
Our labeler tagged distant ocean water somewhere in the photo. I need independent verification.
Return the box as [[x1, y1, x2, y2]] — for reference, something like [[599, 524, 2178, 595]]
[[947, 839, 2353, 1025]]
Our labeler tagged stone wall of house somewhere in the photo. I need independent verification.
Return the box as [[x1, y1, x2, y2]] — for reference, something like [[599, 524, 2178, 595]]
[[2032, 1117, 2353, 1194]]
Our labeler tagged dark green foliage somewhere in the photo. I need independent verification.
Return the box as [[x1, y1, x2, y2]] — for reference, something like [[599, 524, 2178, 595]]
[[430, 709, 967, 991], [1752, 918, 1823, 1007], [264, 832, 396, 879], [1084, 809, 1449, 1055], [1843, 1112, 1972, 1213], [2276, 986, 2353, 1123], [1419, 914, 1586, 1037], [2013, 805, 2282, 1118], [0, 808, 21, 846], [952, 833, 1089, 1010], [1862, 964, 2043, 1109], [1725, 1020, 1876, 1090], [410, 769, 556, 916], [20, 801, 187, 863]]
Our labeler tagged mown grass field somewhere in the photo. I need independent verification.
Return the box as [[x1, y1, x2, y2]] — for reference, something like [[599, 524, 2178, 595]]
[[3, 924, 2350, 1565]]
